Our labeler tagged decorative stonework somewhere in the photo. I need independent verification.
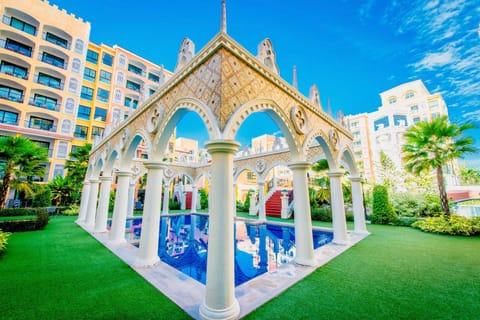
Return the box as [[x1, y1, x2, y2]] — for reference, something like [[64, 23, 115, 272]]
[[146, 103, 163, 134], [164, 167, 174, 179], [329, 128, 339, 151], [291, 105, 308, 135], [120, 128, 130, 151], [255, 159, 266, 173]]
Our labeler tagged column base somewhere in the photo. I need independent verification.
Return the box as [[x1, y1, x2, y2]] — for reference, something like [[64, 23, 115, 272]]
[[133, 256, 160, 268], [75, 218, 85, 225], [199, 299, 240, 320], [84, 223, 95, 231], [354, 229, 370, 235], [294, 256, 316, 267], [93, 227, 108, 233], [108, 237, 127, 245], [333, 237, 349, 245]]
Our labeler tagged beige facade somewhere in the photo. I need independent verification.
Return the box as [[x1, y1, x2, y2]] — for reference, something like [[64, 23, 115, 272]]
[[0, 0, 90, 181], [345, 79, 452, 185]]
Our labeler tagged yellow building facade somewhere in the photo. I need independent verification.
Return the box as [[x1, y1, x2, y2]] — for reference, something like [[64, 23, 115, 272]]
[[0, 0, 90, 181]]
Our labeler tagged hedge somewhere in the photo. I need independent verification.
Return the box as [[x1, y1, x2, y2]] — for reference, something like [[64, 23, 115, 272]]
[[0, 208, 49, 232]]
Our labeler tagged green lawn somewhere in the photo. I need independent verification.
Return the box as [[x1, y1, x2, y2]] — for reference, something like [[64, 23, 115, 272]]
[[1, 216, 479, 319]]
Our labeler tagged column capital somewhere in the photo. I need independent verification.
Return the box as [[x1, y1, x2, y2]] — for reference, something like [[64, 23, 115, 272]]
[[348, 176, 363, 182], [99, 176, 113, 182], [327, 170, 345, 178], [288, 161, 311, 171], [205, 140, 240, 155], [142, 160, 165, 170], [257, 180, 265, 186], [89, 179, 100, 184], [83, 180, 91, 186], [116, 170, 132, 177]]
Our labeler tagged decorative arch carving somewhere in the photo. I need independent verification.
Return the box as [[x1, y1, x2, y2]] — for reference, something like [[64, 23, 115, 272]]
[[303, 129, 336, 168]]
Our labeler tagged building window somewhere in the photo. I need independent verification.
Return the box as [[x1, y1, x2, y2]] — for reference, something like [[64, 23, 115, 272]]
[[354, 151, 363, 158], [91, 126, 104, 138], [102, 53, 113, 66], [353, 131, 360, 138], [429, 100, 439, 109], [53, 164, 65, 177], [29, 117, 54, 131], [0, 61, 28, 79], [124, 97, 138, 109], [148, 73, 160, 83], [86, 50, 99, 64], [64, 98, 75, 114], [126, 80, 140, 92], [32, 94, 58, 111], [99, 70, 111, 84], [393, 115, 408, 126], [4, 38, 32, 57], [128, 64, 143, 76], [80, 86, 93, 100], [41, 52, 65, 69], [68, 78, 78, 93], [149, 89, 155, 96], [374, 116, 390, 131], [116, 71, 124, 85], [83, 67, 96, 82], [353, 141, 362, 146], [96, 88, 109, 103], [9, 17, 36, 35], [118, 54, 126, 68], [0, 85, 23, 103], [413, 117, 420, 124], [350, 121, 358, 129], [94, 107, 107, 122], [45, 32, 68, 49], [74, 39, 84, 54], [56, 142, 69, 159], [71, 58, 81, 73], [77, 105, 91, 120], [0, 110, 18, 125], [74, 125, 88, 140], [431, 112, 440, 119], [388, 97, 397, 104], [410, 105, 419, 112], [113, 89, 122, 104], [37, 72, 62, 89], [60, 119, 72, 135], [405, 91, 415, 99]]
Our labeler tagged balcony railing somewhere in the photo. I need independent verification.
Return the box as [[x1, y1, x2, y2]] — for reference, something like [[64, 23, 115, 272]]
[[42, 32, 70, 50], [38, 53, 67, 70], [0, 38, 32, 57], [28, 98, 61, 112], [34, 74, 63, 90], [0, 69, 29, 80], [25, 119, 57, 132], [0, 117, 19, 125], [0, 91, 24, 103], [2, 15, 37, 36]]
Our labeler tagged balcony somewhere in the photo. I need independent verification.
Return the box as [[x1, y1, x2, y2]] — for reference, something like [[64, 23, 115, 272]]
[[28, 97, 61, 112], [34, 74, 63, 90], [0, 68, 28, 80], [38, 53, 67, 70], [0, 38, 32, 57], [2, 15, 38, 36], [42, 32, 70, 50], [25, 119, 57, 132], [0, 88, 23, 103]]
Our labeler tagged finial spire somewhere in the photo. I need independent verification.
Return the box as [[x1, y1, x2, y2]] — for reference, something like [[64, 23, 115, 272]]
[[292, 65, 298, 89], [221, 0, 227, 33]]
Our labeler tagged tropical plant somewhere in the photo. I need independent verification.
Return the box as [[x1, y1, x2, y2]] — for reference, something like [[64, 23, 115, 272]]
[[64, 143, 92, 203], [370, 185, 396, 224], [0, 136, 49, 209], [460, 166, 480, 185], [0, 229, 11, 254], [48, 175, 74, 206], [402, 116, 477, 215], [32, 186, 52, 207]]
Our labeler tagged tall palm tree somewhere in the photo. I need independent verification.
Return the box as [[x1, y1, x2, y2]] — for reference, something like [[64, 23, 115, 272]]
[[402, 116, 476, 215], [0, 136, 49, 208]]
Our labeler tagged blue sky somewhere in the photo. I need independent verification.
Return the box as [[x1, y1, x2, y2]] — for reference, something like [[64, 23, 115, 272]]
[[50, 0, 479, 168]]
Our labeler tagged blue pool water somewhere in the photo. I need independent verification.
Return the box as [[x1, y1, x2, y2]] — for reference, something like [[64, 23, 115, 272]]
[[109, 214, 333, 286]]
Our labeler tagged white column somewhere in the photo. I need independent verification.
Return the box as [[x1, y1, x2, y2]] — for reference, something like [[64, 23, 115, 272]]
[[349, 176, 369, 234], [76, 180, 91, 224], [109, 171, 132, 244], [127, 180, 135, 218], [281, 189, 289, 219], [134, 161, 164, 267], [258, 181, 266, 223], [180, 191, 186, 210], [199, 140, 240, 320], [249, 190, 257, 216], [328, 170, 348, 244], [232, 183, 237, 217], [94, 176, 113, 233], [288, 161, 315, 266], [162, 184, 170, 215], [190, 185, 198, 213], [85, 179, 100, 230]]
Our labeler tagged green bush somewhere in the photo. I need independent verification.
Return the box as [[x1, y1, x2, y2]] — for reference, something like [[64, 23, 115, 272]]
[[199, 189, 208, 209], [62, 205, 79, 216], [0, 208, 49, 232], [32, 188, 52, 208], [311, 206, 332, 222], [169, 200, 180, 210], [0, 229, 11, 254], [412, 215, 480, 236], [370, 185, 397, 224]]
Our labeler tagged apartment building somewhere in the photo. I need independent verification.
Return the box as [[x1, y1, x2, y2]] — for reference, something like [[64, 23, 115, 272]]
[[345, 79, 453, 185], [0, 0, 90, 181]]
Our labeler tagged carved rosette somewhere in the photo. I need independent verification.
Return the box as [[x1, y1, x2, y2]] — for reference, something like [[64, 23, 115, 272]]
[[290, 105, 308, 135], [329, 128, 339, 151], [120, 128, 130, 151], [146, 103, 163, 134], [255, 159, 266, 173], [164, 168, 174, 179]]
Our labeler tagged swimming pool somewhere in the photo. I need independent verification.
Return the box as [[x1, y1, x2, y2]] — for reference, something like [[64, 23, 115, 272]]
[[111, 214, 333, 286]]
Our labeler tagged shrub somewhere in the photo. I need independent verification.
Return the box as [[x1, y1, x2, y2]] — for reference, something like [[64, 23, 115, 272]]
[[311, 206, 332, 222], [199, 189, 208, 209], [370, 185, 397, 224], [0, 208, 49, 232], [391, 193, 443, 218], [169, 199, 180, 210], [32, 188, 52, 208], [62, 205, 79, 216], [0, 229, 11, 254], [412, 215, 480, 236]]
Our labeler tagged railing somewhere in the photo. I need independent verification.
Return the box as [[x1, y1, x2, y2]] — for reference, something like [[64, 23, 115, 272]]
[[0, 69, 29, 80], [2, 15, 37, 36], [42, 32, 70, 50], [25, 120, 57, 132], [0, 91, 24, 103], [34, 74, 64, 90], [28, 98, 61, 112], [0, 118, 19, 125], [0, 38, 32, 57], [38, 53, 67, 70]]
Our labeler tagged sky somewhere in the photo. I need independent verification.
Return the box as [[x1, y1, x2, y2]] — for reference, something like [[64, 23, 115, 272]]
[[50, 0, 480, 168]]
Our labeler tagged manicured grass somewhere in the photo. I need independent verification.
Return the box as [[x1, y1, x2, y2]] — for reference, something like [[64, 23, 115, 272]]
[[0, 216, 190, 320], [1, 216, 479, 319], [0, 215, 37, 221]]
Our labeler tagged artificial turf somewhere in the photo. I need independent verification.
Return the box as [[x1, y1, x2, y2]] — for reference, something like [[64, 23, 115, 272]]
[[1, 216, 479, 319]]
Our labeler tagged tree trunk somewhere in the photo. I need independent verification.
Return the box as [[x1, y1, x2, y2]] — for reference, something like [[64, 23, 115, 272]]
[[436, 166, 450, 216], [0, 172, 11, 209]]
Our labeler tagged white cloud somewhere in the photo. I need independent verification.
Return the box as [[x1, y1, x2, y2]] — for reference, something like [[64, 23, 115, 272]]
[[412, 47, 457, 71]]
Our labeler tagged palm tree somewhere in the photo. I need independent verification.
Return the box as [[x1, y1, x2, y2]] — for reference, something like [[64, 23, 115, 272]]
[[460, 166, 480, 185], [49, 175, 74, 206], [65, 143, 91, 192], [402, 116, 477, 215], [0, 136, 49, 208]]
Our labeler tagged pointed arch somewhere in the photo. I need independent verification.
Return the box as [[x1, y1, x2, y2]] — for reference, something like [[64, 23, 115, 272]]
[[338, 144, 359, 176], [303, 129, 336, 168]]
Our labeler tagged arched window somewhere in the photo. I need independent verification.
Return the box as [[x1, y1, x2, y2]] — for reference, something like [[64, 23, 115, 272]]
[[116, 71, 124, 86], [68, 78, 79, 94], [74, 39, 84, 54], [64, 98, 75, 114], [60, 119, 72, 135], [71, 58, 82, 73]]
